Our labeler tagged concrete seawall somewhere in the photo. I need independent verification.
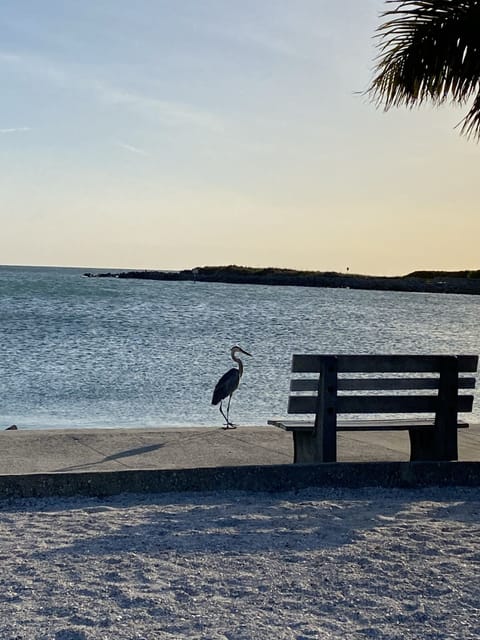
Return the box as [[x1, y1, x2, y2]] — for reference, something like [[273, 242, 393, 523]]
[[1, 461, 480, 499], [1, 425, 480, 498]]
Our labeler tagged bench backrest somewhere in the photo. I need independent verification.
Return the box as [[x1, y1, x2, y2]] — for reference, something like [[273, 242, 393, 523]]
[[288, 354, 478, 416]]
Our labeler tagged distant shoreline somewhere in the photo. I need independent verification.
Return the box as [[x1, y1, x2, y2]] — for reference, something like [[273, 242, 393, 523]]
[[84, 265, 480, 296]]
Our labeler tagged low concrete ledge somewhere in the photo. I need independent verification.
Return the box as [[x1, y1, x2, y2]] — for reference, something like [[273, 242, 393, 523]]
[[1, 461, 480, 499]]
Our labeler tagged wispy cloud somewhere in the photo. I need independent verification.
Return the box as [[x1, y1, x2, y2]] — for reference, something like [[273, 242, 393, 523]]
[[0, 49, 225, 135], [231, 28, 306, 59], [115, 141, 148, 156], [97, 84, 225, 134], [204, 20, 319, 63], [0, 52, 22, 63], [0, 126, 31, 134], [0, 49, 67, 84]]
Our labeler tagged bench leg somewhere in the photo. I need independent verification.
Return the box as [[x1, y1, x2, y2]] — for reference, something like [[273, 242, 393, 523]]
[[409, 428, 458, 462], [409, 356, 459, 461], [292, 431, 337, 463], [293, 432, 318, 463]]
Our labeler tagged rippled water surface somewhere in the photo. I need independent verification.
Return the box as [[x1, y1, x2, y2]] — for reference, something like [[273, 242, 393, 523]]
[[1, 265, 479, 429]]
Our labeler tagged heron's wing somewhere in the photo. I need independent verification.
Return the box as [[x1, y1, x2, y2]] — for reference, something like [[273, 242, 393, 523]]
[[211, 368, 240, 405]]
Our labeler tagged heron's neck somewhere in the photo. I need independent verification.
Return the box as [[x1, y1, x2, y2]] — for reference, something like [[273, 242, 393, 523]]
[[232, 353, 244, 377]]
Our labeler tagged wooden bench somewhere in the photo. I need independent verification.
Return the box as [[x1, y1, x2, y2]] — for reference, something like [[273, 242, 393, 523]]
[[268, 354, 478, 463]]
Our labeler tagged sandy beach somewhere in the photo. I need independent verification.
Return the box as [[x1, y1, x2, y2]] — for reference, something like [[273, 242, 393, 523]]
[[1, 485, 479, 639]]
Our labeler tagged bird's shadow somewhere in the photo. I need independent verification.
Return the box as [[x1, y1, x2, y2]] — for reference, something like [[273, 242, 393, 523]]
[[54, 443, 165, 473]]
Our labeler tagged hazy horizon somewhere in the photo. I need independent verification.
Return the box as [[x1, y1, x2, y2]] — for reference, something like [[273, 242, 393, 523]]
[[1, 1, 478, 277]]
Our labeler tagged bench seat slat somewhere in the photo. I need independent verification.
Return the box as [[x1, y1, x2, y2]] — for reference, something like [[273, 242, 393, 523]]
[[292, 354, 479, 374], [267, 418, 471, 432]]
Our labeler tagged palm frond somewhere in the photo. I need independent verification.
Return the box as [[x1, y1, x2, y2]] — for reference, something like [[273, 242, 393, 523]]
[[367, 0, 480, 139]]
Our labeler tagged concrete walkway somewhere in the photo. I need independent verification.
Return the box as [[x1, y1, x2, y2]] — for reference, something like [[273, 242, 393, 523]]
[[1, 424, 480, 475]]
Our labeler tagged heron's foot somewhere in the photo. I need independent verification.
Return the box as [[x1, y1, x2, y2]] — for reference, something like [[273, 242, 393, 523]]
[[222, 422, 237, 430]]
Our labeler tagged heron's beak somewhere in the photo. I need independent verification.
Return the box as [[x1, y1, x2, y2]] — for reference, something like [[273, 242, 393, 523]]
[[231, 345, 253, 357]]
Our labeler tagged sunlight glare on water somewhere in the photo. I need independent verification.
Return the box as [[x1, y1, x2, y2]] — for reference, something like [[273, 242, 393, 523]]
[[1, 266, 479, 429]]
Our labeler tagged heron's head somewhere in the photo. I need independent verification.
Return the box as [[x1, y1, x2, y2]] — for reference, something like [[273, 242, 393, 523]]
[[231, 345, 252, 358]]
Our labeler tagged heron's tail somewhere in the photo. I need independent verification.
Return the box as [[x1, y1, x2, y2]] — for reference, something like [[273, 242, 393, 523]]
[[211, 389, 222, 406]]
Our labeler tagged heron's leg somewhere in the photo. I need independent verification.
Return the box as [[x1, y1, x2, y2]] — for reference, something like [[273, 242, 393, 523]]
[[223, 394, 236, 429], [219, 401, 229, 426]]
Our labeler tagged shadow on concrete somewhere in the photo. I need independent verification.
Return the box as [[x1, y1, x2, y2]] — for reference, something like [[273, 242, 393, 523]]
[[54, 443, 165, 473]]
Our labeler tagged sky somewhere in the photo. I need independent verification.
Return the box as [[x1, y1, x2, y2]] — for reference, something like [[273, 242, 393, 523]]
[[0, 0, 478, 276]]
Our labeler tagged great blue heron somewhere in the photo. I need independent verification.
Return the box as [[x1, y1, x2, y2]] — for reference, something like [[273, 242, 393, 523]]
[[211, 346, 252, 429]]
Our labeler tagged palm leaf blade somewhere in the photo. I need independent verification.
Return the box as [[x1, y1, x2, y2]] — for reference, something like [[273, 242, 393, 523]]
[[367, 0, 480, 139]]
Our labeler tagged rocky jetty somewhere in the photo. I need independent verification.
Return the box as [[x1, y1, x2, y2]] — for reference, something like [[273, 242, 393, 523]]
[[83, 266, 480, 295]]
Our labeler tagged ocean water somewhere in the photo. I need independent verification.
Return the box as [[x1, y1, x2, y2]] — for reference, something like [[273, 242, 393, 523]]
[[1, 265, 480, 430]]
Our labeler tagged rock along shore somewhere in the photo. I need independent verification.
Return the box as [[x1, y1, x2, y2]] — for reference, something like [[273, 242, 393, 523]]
[[83, 265, 480, 295]]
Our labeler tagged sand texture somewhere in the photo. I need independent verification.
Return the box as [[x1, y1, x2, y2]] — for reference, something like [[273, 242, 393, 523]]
[[0, 487, 479, 639]]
